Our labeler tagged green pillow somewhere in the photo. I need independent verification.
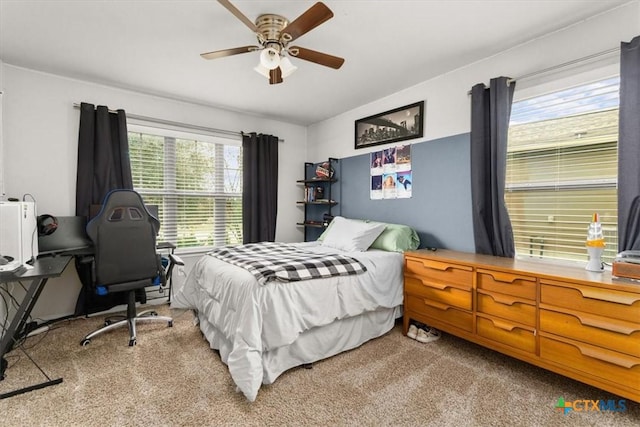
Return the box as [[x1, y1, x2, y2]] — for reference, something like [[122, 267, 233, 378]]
[[369, 222, 420, 252], [318, 218, 419, 252]]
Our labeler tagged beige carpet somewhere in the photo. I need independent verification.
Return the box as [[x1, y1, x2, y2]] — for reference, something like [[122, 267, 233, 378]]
[[1, 304, 638, 427]]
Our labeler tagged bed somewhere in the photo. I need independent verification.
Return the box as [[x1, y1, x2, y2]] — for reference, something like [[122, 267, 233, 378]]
[[170, 217, 419, 401]]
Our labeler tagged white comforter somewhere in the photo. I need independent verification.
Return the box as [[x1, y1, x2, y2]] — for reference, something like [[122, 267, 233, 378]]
[[171, 242, 403, 401]]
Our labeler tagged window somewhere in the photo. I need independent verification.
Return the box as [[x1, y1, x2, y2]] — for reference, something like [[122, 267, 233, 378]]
[[506, 77, 619, 263], [128, 125, 242, 250]]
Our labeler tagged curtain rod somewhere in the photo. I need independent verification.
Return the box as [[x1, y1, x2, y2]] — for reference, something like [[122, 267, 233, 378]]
[[509, 46, 619, 83], [72, 103, 284, 142], [468, 46, 620, 94]]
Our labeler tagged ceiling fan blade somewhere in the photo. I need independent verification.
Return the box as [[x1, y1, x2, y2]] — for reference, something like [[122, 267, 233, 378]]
[[270, 67, 283, 85], [289, 46, 344, 69], [217, 0, 258, 33], [200, 46, 258, 60], [281, 2, 333, 43]]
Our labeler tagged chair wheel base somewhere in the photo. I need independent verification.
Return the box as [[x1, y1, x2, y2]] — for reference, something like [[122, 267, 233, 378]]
[[80, 311, 173, 346]]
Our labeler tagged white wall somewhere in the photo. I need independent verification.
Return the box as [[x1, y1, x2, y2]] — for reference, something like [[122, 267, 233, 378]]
[[1, 65, 307, 320], [308, 2, 640, 161], [0, 59, 4, 198]]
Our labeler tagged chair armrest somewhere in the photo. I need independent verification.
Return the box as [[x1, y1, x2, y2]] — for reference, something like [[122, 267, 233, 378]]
[[169, 254, 184, 266], [157, 241, 176, 251], [164, 254, 184, 282]]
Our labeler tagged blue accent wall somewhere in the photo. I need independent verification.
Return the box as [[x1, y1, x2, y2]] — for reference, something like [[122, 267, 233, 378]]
[[337, 133, 474, 252]]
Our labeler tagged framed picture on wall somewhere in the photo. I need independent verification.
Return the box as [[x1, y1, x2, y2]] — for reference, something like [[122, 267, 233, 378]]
[[355, 101, 424, 149]]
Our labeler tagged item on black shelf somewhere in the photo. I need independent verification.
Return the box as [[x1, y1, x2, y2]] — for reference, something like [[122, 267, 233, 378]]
[[322, 214, 334, 227], [305, 187, 315, 202], [315, 162, 334, 179], [315, 186, 324, 200]]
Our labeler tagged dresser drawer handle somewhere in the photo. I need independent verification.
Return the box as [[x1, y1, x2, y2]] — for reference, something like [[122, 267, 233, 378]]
[[420, 279, 451, 290], [576, 343, 640, 369], [423, 300, 451, 311], [420, 260, 473, 272], [571, 311, 639, 335], [481, 270, 534, 284], [484, 317, 516, 332], [578, 288, 640, 306], [485, 292, 523, 306]]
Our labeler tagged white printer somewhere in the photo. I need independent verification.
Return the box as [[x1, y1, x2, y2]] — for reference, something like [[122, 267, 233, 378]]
[[0, 201, 38, 272]]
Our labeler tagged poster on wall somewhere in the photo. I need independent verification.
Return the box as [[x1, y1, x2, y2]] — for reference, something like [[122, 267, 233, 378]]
[[370, 144, 411, 199]]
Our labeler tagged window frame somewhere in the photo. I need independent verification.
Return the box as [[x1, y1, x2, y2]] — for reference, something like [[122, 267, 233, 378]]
[[505, 75, 619, 264], [128, 122, 242, 253]]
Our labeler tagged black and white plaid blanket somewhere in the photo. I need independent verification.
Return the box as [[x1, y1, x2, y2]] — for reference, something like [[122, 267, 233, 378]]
[[207, 242, 367, 285]]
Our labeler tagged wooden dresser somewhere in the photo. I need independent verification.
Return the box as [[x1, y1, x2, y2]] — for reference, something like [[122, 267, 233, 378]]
[[403, 249, 640, 402]]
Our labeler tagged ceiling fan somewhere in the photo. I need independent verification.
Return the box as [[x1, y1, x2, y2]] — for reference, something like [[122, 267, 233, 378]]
[[201, 0, 345, 85]]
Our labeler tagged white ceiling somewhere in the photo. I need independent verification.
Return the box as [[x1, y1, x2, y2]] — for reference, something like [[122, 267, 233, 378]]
[[0, 0, 629, 126]]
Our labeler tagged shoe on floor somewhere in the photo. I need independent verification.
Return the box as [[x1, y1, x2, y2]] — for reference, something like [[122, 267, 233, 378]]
[[416, 327, 441, 343], [407, 324, 418, 339]]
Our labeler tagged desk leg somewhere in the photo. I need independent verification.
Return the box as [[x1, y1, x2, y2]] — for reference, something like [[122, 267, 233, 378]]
[[0, 377, 63, 399], [0, 357, 6, 381], [0, 277, 48, 365], [0, 277, 63, 398]]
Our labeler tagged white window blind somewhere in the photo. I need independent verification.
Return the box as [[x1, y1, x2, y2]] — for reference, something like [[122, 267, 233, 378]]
[[506, 77, 619, 263], [128, 126, 242, 250]]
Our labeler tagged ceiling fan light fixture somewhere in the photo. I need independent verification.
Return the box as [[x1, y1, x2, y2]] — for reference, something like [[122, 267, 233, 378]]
[[259, 47, 281, 70], [279, 56, 297, 79], [253, 63, 271, 79], [205, 1, 345, 85]]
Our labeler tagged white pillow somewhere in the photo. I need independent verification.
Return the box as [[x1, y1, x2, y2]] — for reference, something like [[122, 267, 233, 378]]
[[321, 216, 386, 252]]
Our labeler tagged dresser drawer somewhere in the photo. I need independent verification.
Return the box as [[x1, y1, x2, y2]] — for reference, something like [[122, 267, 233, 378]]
[[540, 308, 640, 358], [405, 257, 472, 290], [477, 269, 536, 300], [476, 314, 536, 353], [540, 280, 640, 322], [405, 294, 473, 332], [477, 290, 536, 327], [405, 276, 472, 310], [540, 334, 640, 388]]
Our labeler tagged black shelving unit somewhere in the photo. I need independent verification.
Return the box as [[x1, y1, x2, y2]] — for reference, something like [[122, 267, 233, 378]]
[[296, 158, 338, 242]]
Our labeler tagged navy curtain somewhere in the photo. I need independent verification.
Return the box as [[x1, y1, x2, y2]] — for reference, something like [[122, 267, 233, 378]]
[[75, 102, 133, 218], [618, 36, 640, 251], [242, 132, 279, 243], [75, 102, 134, 316], [470, 76, 516, 257]]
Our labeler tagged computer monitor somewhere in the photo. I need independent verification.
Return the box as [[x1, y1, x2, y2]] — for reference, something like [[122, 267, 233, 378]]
[[38, 216, 93, 256]]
